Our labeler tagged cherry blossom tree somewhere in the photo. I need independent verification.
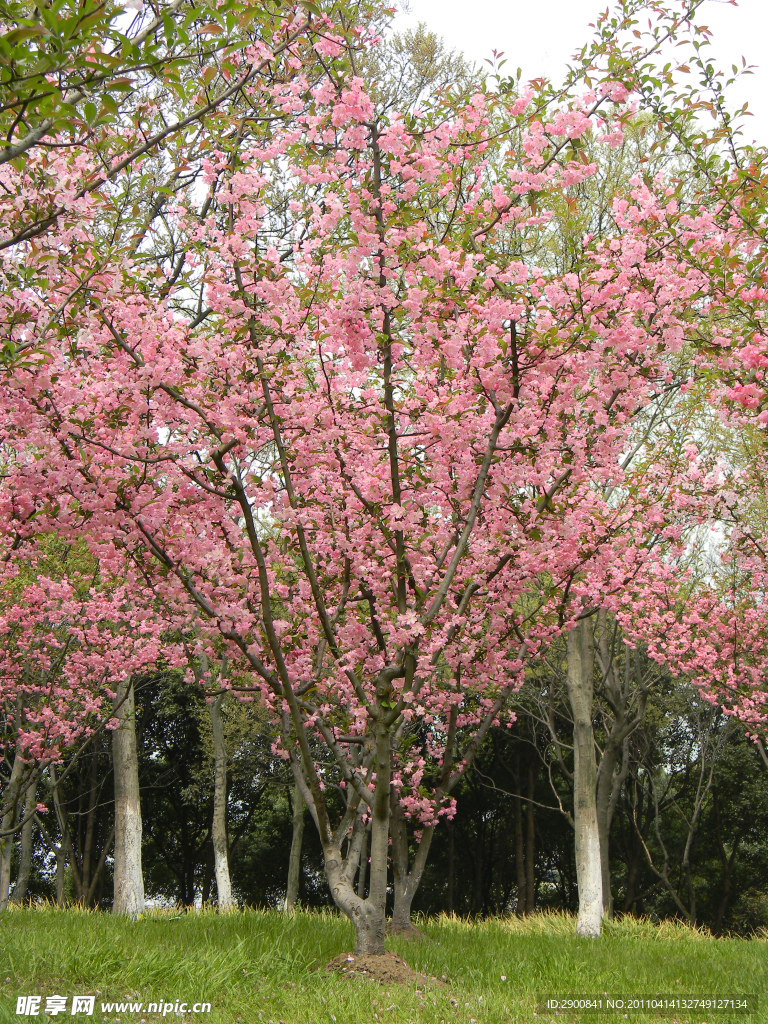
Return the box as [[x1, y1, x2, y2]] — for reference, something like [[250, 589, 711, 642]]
[[0, 0, 744, 945], [0, 527, 170, 910]]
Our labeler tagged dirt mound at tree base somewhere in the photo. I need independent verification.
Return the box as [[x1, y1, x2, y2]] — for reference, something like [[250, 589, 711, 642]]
[[325, 952, 443, 987], [386, 920, 426, 939]]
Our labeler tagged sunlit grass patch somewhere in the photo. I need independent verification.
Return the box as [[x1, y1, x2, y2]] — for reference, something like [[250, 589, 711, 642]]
[[0, 907, 764, 1024]]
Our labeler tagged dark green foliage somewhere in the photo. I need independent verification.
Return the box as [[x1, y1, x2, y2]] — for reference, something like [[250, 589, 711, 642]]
[[11, 663, 768, 933]]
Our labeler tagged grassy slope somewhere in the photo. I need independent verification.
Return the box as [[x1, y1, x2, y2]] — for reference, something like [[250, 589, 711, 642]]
[[0, 909, 764, 1024]]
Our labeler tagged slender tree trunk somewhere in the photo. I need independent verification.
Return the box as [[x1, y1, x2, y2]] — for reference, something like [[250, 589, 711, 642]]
[[209, 692, 232, 910], [81, 753, 99, 901], [112, 678, 144, 917], [472, 823, 484, 916], [513, 784, 526, 916], [712, 789, 742, 935], [446, 817, 455, 914], [0, 752, 25, 911], [55, 844, 67, 905], [83, 822, 115, 907], [390, 790, 434, 932], [596, 739, 619, 918], [33, 780, 69, 907], [391, 875, 415, 931], [286, 782, 305, 912], [356, 819, 369, 899], [593, 620, 646, 919], [10, 780, 37, 905], [566, 619, 603, 937], [525, 759, 536, 914]]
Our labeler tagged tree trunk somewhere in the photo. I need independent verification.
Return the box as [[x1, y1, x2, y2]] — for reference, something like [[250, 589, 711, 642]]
[[322, 724, 391, 955], [286, 781, 305, 912], [201, 844, 214, 907], [0, 751, 25, 911], [390, 790, 434, 932], [10, 780, 37, 905], [55, 844, 67, 905], [471, 821, 484, 916], [209, 692, 233, 910], [566, 619, 603, 937], [712, 788, 742, 935], [112, 677, 144, 917], [392, 874, 415, 931], [446, 817, 455, 915], [513, 784, 526, 916], [356, 818, 369, 899], [525, 759, 536, 914], [596, 738, 620, 918]]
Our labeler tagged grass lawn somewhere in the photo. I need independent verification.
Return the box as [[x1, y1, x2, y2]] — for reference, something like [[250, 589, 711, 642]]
[[0, 909, 764, 1024]]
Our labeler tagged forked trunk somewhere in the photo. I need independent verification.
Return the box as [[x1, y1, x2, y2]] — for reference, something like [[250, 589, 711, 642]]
[[325, 832, 387, 954], [209, 692, 233, 910], [323, 724, 391, 954], [112, 678, 144, 917], [566, 619, 602, 937]]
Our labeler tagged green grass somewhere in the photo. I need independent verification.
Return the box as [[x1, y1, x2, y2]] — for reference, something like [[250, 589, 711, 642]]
[[0, 908, 765, 1024]]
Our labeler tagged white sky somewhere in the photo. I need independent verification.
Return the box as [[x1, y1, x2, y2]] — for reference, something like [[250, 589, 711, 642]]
[[393, 0, 768, 146]]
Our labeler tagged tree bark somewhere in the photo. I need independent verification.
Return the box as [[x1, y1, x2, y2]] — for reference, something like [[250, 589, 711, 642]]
[[390, 791, 434, 932], [446, 816, 455, 915], [201, 844, 214, 907], [593, 624, 647, 919], [209, 692, 233, 910], [391, 873, 416, 931], [112, 678, 144, 917], [320, 723, 391, 955], [513, 781, 526, 916], [566, 619, 603, 937], [712, 788, 743, 935], [55, 844, 67, 905], [286, 781, 305, 912], [0, 751, 25, 911], [596, 737, 621, 918], [471, 820, 484, 916], [356, 818, 369, 899], [525, 758, 536, 914], [10, 780, 37, 905]]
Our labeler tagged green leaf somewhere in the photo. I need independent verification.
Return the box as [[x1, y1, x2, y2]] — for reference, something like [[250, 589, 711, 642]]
[[162, 13, 175, 45], [3, 25, 49, 42]]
